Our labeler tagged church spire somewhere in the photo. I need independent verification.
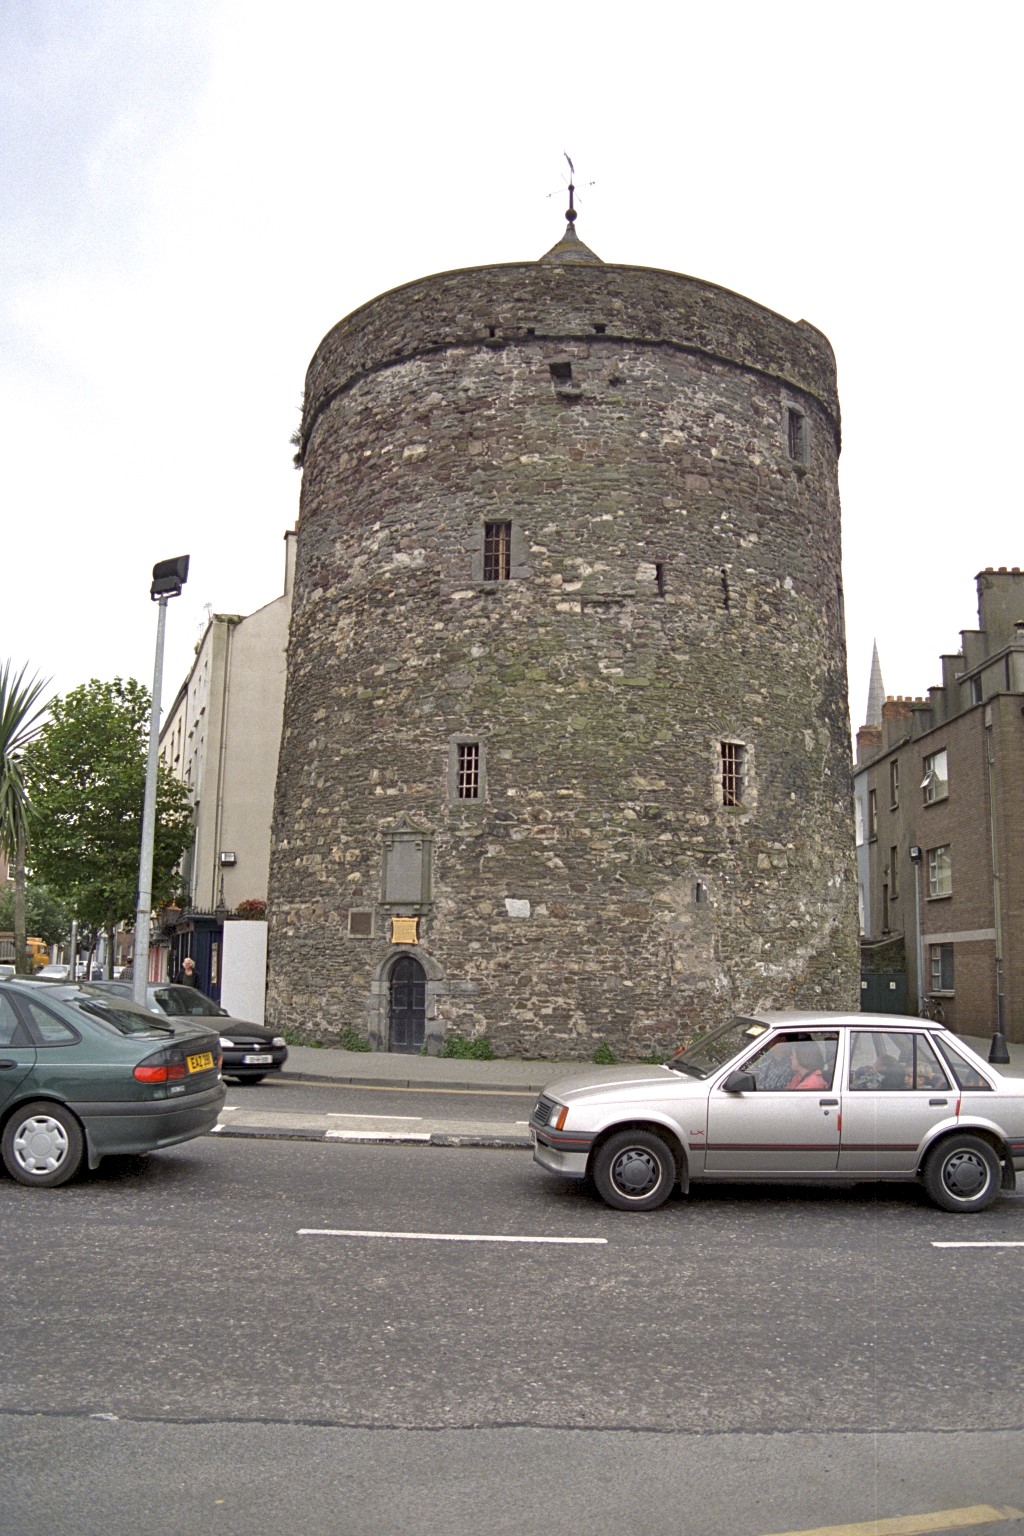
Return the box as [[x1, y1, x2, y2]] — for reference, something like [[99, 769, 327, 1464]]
[[865, 641, 886, 727]]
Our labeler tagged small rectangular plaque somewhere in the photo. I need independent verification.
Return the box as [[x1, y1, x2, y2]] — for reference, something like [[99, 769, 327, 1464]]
[[391, 916, 419, 945]]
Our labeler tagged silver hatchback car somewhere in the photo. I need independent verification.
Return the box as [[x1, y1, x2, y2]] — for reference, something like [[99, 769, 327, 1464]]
[[531, 1012, 1024, 1213]]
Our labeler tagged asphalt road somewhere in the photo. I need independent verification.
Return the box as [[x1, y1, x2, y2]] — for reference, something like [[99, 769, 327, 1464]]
[[223, 1074, 537, 1125], [2, 1135, 1023, 1536]]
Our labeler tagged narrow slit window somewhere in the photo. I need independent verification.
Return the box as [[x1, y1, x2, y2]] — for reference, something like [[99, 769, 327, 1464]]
[[457, 742, 481, 800], [721, 742, 745, 807], [786, 407, 807, 464], [483, 521, 512, 582], [655, 562, 666, 597]]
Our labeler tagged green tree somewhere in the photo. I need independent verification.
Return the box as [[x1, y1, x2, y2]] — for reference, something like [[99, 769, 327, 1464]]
[[0, 879, 70, 949], [0, 660, 49, 972], [24, 678, 194, 963]]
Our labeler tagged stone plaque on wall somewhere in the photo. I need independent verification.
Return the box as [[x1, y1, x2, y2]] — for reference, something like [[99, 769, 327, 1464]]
[[381, 815, 433, 909]]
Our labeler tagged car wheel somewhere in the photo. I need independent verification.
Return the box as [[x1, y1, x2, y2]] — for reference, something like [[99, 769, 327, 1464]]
[[233, 1075, 266, 1085], [593, 1130, 675, 1212], [923, 1134, 1001, 1213], [2, 1102, 85, 1188]]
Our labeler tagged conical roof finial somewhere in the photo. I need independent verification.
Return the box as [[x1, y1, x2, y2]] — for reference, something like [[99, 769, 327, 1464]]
[[539, 153, 603, 265]]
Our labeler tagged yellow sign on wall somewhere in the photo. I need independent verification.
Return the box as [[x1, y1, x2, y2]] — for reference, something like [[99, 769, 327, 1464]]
[[391, 916, 419, 945]]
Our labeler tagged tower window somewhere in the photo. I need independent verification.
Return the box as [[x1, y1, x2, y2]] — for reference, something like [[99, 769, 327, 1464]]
[[453, 741, 482, 801], [483, 521, 512, 582], [721, 742, 746, 807], [549, 360, 573, 383], [655, 562, 666, 597], [785, 407, 808, 465]]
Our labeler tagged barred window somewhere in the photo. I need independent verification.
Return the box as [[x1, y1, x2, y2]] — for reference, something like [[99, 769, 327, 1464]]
[[483, 521, 512, 582], [457, 741, 481, 800], [721, 742, 745, 807]]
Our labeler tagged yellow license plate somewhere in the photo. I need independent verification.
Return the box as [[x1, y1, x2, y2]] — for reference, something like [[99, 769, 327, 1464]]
[[187, 1051, 215, 1074]]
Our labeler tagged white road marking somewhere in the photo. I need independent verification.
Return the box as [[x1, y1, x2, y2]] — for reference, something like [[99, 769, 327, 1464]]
[[326, 1111, 423, 1122], [325, 1130, 432, 1142], [299, 1228, 607, 1246], [219, 1105, 239, 1113], [931, 1240, 1024, 1248]]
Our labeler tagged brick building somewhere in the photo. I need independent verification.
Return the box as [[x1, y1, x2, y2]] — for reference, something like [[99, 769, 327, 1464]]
[[854, 567, 1024, 1042], [266, 213, 859, 1056]]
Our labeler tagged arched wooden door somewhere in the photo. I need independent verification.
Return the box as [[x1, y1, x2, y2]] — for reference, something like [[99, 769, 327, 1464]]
[[388, 954, 426, 1053]]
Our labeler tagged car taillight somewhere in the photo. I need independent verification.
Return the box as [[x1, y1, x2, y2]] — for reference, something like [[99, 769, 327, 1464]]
[[134, 1047, 188, 1084]]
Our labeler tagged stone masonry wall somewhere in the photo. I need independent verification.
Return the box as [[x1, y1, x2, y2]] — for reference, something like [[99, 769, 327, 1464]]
[[267, 257, 859, 1055]]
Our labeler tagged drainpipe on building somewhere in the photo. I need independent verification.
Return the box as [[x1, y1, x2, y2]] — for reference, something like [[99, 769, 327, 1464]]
[[985, 708, 1010, 1064], [909, 845, 924, 1017]]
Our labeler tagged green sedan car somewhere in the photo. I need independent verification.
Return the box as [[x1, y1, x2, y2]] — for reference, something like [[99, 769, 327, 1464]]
[[0, 978, 226, 1188]]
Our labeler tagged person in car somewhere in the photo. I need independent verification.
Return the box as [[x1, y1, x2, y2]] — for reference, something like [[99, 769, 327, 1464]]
[[785, 1041, 828, 1090]]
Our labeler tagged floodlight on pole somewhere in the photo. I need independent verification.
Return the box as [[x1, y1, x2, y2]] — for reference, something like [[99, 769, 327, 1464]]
[[132, 556, 189, 1007]]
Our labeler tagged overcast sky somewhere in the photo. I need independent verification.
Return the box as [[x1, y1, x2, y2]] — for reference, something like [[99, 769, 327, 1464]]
[[3, 0, 1020, 735]]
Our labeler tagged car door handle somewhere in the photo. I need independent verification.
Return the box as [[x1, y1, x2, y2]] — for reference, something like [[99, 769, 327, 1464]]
[[0, 1059, 18, 1069], [819, 1098, 839, 1107], [929, 1098, 949, 1106]]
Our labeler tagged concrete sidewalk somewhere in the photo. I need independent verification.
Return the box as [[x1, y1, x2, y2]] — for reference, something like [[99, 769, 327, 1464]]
[[211, 1031, 1024, 1152]]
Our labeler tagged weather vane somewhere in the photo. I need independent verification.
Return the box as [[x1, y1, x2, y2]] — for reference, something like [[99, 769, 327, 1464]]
[[548, 153, 595, 224]]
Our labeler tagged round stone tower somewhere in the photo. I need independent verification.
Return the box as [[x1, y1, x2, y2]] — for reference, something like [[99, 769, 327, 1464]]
[[267, 214, 859, 1056]]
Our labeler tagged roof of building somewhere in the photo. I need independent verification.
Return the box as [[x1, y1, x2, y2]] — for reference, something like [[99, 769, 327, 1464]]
[[539, 217, 603, 265]]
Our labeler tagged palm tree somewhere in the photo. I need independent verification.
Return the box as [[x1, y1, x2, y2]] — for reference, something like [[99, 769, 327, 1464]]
[[0, 661, 49, 972]]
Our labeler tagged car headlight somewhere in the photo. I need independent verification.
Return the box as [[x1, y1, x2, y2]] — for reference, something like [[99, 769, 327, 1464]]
[[271, 1036, 286, 1048], [536, 1100, 569, 1131], [219, 1036, 235, 1048]]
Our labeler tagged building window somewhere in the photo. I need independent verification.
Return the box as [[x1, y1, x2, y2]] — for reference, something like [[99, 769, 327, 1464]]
[[922, 748, 948, 804], [785, 406, 808, 465], [927, 844, 952, 899], [720, 742, 745, 807], [448, 739, 484, 803], [868, 788, 878, 839], [348, 912, 373, 938], [483, 521, 512, 583], [889, 847, 899, 900], [889, 759, 899, 808], [930, 943, 954, 993]]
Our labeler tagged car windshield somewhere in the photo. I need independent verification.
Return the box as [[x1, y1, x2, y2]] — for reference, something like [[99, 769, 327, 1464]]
[[75, 999, 174, 1036], [153, 988, 226, 1019], [665, 1016, 772, 1077]]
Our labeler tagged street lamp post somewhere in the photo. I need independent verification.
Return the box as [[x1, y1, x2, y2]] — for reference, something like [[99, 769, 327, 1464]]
[[132, 557, 189, 1007]]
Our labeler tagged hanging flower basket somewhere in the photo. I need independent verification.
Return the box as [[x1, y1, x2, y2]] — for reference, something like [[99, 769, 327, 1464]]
[[235, 898, 268, 921]]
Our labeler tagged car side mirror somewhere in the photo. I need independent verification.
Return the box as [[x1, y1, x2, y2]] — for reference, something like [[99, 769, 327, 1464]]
[[723, 1070, 757, 1093]]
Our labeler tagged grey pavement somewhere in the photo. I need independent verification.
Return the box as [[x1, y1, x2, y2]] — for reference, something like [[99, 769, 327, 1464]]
[[211, 1029, 1024, 1150]]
